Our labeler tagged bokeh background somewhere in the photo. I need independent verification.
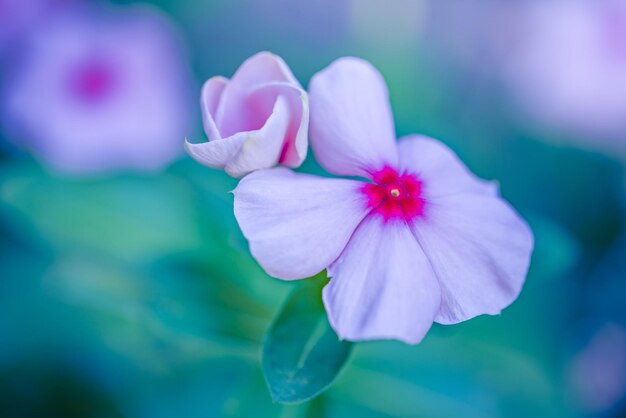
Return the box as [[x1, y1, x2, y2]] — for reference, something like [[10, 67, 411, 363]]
[[1, 0, 626, 417]]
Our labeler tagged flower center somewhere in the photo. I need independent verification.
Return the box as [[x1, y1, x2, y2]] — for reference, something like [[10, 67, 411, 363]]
[[362, 166, 425, 221], [69, 59, 118, 103]]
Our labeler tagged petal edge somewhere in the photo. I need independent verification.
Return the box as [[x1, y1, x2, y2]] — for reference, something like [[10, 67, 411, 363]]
[[323, 216, 441, 344], [309, 57, 398, 178], [233, 168, 370, 280]]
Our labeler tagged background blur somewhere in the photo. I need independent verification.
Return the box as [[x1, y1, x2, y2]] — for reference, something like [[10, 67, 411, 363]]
[[1, 0, 626, 417]]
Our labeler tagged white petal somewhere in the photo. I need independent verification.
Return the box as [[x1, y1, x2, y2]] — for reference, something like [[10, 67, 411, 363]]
[[233, 168, 369, 280], [323, 216, 441, 344], [200, 76, 228, 141], [224, 95, 291, 177], [411, 194, 534, 324], [309, 57, 398, 178], [184, 134, 246, 171], [245, 82, 309, 168], [216, 52, 302, 137], [398, 135, 498, 199], [187, 95, 294, 178]]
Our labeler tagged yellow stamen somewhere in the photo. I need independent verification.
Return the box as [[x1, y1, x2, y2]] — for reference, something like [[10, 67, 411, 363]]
[[390, 188, 401, 197]]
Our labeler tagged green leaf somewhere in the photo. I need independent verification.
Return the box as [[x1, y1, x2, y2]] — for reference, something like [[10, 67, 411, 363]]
[[262, 275, 353, 404], [0, 163, 212, 264]]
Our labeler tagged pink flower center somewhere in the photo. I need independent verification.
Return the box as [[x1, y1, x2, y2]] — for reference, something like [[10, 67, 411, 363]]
[[68, 59, 118, 103], [362, 166, 425, 221]]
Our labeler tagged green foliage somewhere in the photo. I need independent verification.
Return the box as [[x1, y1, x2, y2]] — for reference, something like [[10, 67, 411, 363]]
[[0, 163, 208, 264], [262, 275, 353, 404]]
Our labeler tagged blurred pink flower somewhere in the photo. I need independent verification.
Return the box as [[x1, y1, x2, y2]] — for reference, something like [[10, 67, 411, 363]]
[[506, 0, 626, 153], [185, 52, 308, 178], [0, 0, 54, 52], [233, 58, 533, 344], [568, 323, 626, 412], [2, 5, 193, 174]]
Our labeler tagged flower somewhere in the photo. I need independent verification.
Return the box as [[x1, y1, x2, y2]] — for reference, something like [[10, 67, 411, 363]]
[[233, 58, 533, 344], [0, 0, 52, 53], [568, 322, 626, 413], [505, 0, 626, 154], [1, 5, 193, 174], [185, 52, 309, 178]]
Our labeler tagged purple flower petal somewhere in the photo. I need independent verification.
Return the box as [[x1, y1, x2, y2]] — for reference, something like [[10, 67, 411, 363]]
[[309, 57, 398, 178], [223, 95, 290, 177], [411, 194, 533, 324], [245, 82, 309, 168], [188, 94, 294, 178], [233, 168, 370, 280], [185, 133, 246, 173], [2, 6, 193, 174], [323, 216, 441, 345], [200, 76, 228, 141], [190, 52, 308, 177], [395, 135, 533, 323], [505, 0, 626, 149], [398, 135, 498, 198], [216, 52, 301, 137]]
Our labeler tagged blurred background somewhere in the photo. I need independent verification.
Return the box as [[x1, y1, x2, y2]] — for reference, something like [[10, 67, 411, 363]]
[[1, 0, 625, 417]]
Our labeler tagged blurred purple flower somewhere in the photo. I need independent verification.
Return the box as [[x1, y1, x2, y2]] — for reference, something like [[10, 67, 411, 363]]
[[2, 5, 193, 174], [233, 58, 533, 344], [568, 323, 626, 412], [185, 52, 308, 178], [506, 0, 626, 153], [0, 0, 53, 52]]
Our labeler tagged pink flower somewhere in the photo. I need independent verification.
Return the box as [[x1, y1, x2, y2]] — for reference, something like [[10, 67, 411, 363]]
[[1, 5, 193, 174], [0, 0, 51, 52], [505, 0, 626, 152], [185, 52, 309, 178], [233, 58, 533, 344], [568, 323, 626, 412]]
